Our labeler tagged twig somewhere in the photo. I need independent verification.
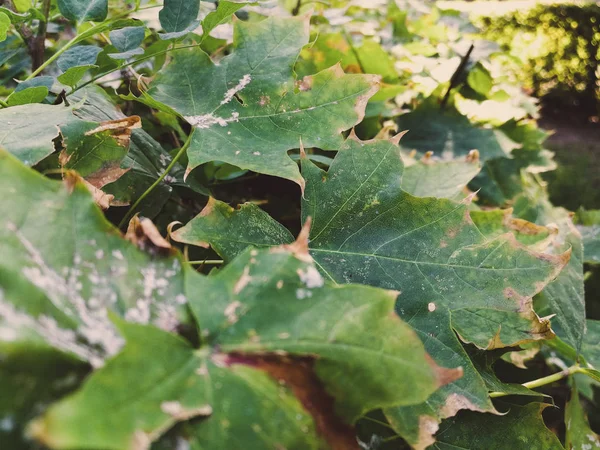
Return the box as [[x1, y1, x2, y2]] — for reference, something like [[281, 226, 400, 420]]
[[292, 0, 302, 16], [489, 365, 581, 399], [188, 260, 224, 265], [440, 43, 475, 109], [31, 0, 52, 71]]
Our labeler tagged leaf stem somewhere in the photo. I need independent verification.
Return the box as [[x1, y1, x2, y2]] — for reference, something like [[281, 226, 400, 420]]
[[188, 260, 224, 265], [118, 128, 196, 230], [0, 99, 9, 108], [489, 365, 581, 398]]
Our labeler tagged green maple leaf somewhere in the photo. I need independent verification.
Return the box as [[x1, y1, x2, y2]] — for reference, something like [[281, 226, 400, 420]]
[[141, 14, 379, 187], [172, 134, 569, 447], [430, 403, 563, 450], [27, 238, 457, 449], [401, 149, 481, 199], [0, 151, 457, 449], [511, 178, 586, 353], [0, 150, 190, 369], [397, 102, 519, 161]]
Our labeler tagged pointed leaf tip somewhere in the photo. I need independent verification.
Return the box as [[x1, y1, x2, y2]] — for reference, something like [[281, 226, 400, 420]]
[[390, 129, 409, 145], [275, 217, 312, 262]]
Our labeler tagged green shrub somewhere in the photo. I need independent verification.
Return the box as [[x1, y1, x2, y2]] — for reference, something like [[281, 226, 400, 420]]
[[478, 4, 600, 111]]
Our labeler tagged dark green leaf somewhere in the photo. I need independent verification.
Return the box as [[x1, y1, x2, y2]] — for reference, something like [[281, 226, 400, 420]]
[[56, 45, 101, 72], [159, 0, 199, 34], [431, 403, 564, 449], [397, 103, 519, 161], [172, 198, 294, 263]]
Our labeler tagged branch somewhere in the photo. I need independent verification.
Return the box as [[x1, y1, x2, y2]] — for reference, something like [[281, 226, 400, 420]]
[[440, 43, 475, 109]]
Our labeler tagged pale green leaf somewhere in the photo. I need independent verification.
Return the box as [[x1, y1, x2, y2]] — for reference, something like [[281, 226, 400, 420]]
[[0, 12, 10, 42], [57, 0, 107, 22], [6, 86, 48, 106], [201, 1, 245, 42], [401, 151, 481, 199], [467, 62, 493, 96], [0, 104, 78, 166], [57, 64, 97, 87]]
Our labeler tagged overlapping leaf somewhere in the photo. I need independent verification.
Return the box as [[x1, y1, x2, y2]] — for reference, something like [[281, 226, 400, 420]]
[[172, 135, 568, 448], [512, 179, 586, 353], [397, 102, 519, 161], [0, 104, 78, 166], [0, 150, 190, 369], [401, 150, 481, 199], [26, 223, 457, 448], [430, 404, 563, 450], [143, 14, 379, 186]]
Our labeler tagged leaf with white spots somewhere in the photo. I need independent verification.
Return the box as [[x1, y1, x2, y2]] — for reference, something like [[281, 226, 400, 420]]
[[28, 235, 458, 449], [565, 381, 600, 450], [141, 14, 379, 187], [171, 135, 569, 447], [0, 150, 191, 368], [185, 238, 460, 425]]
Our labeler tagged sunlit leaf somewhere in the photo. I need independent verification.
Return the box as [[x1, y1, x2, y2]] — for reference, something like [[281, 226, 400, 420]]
[[142, 14, 379, 186]]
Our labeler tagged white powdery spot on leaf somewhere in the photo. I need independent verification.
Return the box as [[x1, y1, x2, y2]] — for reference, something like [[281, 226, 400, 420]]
[[220, 74, 251, 106], [185, 112, 240, 129], [296, 288, 312, 299], [126, 264, 183, 332], [0, 297, 108, 368], [11, 226, 123, 365], [297, 266, 324, 289]]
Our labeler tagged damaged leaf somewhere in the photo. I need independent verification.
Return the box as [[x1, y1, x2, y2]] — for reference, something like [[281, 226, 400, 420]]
[[0, 150, 191, 369], [173, 135, 568, 447], [59, 116, 141, 192], [431, 403, 563, 449], [27, 229, 457, 449]]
